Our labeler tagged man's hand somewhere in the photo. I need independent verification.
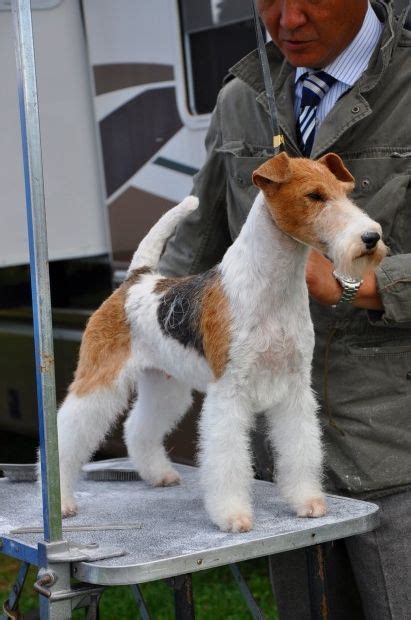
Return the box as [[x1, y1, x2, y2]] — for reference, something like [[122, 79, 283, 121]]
[[305, 250, 341, 305], [305, 249, 383, 310]]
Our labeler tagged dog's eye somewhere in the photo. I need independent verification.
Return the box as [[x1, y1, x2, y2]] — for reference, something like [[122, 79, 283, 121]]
[[306, 192, 324, 202]]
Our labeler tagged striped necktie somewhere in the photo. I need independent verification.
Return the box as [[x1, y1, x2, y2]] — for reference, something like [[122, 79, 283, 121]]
[[298, 71, 337, 156]]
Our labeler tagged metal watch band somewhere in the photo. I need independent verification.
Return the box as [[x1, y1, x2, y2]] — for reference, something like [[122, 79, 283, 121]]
[[338, 285, 361, 304], [333, 270, 363, 305]]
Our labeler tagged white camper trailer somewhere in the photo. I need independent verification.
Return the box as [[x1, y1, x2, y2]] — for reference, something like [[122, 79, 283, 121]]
[[2, 0, 408, 450], [0, 0, 257, 454]]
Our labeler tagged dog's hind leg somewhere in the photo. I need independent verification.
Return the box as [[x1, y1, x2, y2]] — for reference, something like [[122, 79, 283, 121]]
[[266, 381, 326, 518], [56, 367, 134, 517], [124, 369, 193, 486]]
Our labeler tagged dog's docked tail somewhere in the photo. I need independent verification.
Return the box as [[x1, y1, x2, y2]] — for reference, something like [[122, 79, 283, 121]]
[[127, 195, 199, 274]]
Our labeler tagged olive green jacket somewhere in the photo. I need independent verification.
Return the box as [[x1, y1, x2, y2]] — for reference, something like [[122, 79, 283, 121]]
[[160, 1, 411, 496]]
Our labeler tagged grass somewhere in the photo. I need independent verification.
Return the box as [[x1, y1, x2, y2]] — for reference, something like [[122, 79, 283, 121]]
[[0, 554, 278, 619]]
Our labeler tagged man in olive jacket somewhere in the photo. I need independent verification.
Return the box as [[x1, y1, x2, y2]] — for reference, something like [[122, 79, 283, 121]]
[[160, 1, 411, 616]]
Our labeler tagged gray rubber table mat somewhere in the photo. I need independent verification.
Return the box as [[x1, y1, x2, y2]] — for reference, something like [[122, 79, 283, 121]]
[[0, 461, 379, 585]]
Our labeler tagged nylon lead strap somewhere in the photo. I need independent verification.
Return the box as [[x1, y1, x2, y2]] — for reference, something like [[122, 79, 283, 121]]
[[252, 0, 284, 153]]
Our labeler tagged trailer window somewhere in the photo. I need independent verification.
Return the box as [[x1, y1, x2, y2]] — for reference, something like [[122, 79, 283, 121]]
[[179, 0, 258, 116]]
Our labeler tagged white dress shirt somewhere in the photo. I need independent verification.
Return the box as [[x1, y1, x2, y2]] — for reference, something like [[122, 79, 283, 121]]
[[294, 2, 383, 125]]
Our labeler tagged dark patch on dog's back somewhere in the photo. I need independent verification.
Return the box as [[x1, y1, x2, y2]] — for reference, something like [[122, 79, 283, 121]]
[[154, 276, 186, 294], [156, 268, 217, 356]]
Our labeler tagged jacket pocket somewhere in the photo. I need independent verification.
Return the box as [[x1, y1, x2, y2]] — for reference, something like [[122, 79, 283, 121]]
[[216, 142, 276, 236], [343, 338, 411, 400], [344, 156, 410, 252], [347, 340, 411, 357], [217, 141, 276, 158], [217, 141, 276, 188], [322, 337, 411, 492]]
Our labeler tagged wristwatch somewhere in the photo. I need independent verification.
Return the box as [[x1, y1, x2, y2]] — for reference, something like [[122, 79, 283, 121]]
[[332, 270, 363, 305]]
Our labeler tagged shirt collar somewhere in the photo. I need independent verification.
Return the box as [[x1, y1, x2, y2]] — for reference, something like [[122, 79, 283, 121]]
[[295, 1, 383, 86]]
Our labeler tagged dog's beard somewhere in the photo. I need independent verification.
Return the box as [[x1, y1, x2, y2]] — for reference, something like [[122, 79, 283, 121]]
[[332, 240, 387, 279]]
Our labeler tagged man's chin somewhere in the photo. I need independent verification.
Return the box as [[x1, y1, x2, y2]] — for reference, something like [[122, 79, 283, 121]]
[[279, 42, 328, 68]]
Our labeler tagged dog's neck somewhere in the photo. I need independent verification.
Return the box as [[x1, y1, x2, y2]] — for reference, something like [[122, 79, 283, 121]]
[[220, 192, 310, 313]]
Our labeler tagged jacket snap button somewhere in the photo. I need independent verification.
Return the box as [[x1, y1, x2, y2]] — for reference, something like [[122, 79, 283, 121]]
[[407, 372, 411, 380], [352, 105, 360, 114], [361, 178, 370, 188]]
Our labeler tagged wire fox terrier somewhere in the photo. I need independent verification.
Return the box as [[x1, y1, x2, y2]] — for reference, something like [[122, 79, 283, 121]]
[[53, 152, 386, 532]]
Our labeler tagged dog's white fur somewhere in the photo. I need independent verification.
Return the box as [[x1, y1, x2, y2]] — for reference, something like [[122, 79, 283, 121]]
[[49, 153, 386, 532]]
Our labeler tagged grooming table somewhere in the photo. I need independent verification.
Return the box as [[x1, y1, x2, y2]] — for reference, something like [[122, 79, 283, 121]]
[[1, 459, 379, 618]]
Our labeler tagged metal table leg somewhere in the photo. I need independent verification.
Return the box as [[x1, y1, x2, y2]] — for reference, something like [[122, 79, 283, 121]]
[[1, 561, 30, 620], [131, 584, 151, 620], [229, 563, 264, 620], [85, 594, 101, 620]]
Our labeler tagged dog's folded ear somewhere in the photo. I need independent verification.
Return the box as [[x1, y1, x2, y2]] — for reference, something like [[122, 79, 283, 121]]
[[317, 153, 355, 188], [253, 152, 292, 189]]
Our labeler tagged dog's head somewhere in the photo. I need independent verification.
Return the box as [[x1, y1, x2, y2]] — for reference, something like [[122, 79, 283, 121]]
[[253, 152, 387, 279]]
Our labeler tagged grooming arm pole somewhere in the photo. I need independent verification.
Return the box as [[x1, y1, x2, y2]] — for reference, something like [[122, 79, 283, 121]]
[[11, 0, 62, 543]]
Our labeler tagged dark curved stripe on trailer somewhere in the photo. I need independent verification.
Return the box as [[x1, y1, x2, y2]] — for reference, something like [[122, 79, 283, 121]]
[[93, 63, 174, 95], [157, 268, 218, 357], [154, 157, 199, 177], [100, 87, 183, 196], [108, 187, 176, 265]]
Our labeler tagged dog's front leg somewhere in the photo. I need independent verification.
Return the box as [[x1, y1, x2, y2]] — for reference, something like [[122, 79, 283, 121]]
[[266, 380, 326, 518], [199, 382, 254, 532]]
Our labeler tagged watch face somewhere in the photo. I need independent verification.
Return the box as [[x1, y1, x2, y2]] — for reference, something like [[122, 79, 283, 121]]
[[343, 275, 359, 285], [333, 270, 362, 287]]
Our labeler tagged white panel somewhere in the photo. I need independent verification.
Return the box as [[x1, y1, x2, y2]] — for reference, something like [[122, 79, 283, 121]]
[[0, 0, 109, 266], [0, 0, 63, 10], [130, 164, 193, 205], [83, 0, 175, 66], [159, 126, 207, 170]]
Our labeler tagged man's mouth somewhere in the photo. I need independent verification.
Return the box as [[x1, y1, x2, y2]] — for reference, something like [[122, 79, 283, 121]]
[[281, 39, 313, 51]]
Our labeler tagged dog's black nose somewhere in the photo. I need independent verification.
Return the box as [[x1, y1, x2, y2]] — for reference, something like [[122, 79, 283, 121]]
[[361, 231, 380, 250]]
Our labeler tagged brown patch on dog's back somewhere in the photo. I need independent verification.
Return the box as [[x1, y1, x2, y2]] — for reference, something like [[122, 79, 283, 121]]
[[125, 266, 151, 289], [200, 274, 231, 379], [70, 267, 149, 396]]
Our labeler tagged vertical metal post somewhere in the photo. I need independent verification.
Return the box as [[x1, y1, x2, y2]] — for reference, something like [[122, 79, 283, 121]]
[[169, 575, 195, 620], [306, 544, 330, 620], [11, 0, 62, 543]]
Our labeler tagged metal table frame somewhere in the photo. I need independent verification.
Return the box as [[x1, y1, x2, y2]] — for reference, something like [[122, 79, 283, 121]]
[[0, 2, 379, 618], [1, 463, 379, 619]]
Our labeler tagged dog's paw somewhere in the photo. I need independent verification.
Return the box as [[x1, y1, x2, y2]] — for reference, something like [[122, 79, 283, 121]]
[[153, 469, 181, 487], [61, 498, 78, 518], [296, 497, 327, 518], [219, 513, 253, 533]]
